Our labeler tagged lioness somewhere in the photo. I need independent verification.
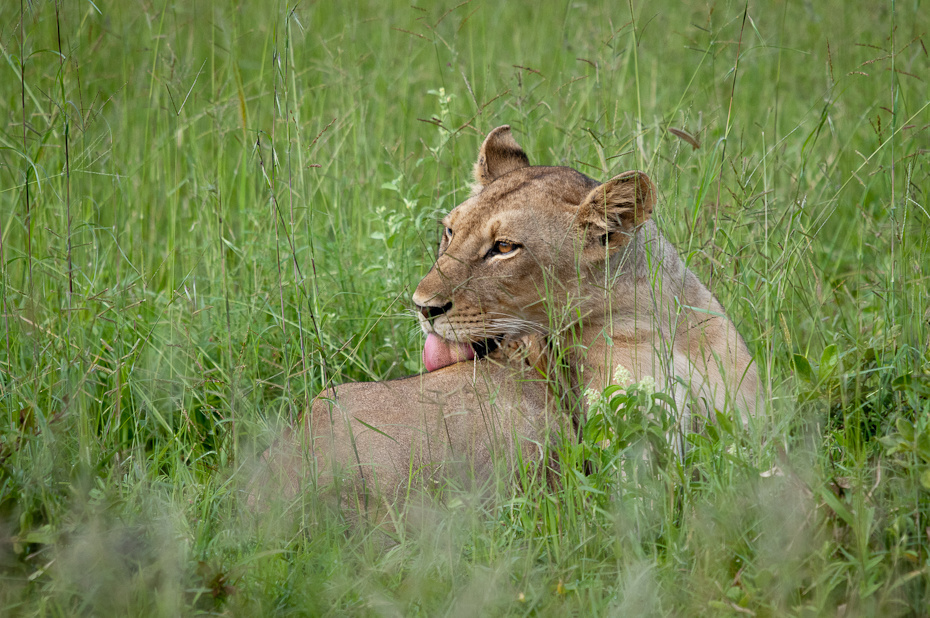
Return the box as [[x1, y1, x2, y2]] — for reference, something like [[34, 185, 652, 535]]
[[253, 125, 760, 513], [413, 126, 760, 437]]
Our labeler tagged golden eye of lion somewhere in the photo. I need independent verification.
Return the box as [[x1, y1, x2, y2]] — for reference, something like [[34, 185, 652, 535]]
[[494, 241, 516, 254]]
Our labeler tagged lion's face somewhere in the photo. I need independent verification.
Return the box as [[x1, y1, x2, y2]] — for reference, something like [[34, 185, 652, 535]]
[[414, 166, 596, 343], [412, 126, 655, 366]]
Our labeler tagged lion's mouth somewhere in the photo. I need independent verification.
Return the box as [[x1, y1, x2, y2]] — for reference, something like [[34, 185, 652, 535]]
[[422, 333, 500, 372]]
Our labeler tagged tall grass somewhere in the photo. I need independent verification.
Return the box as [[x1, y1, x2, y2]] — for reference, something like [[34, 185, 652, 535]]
[[0, 0, 928, 614]]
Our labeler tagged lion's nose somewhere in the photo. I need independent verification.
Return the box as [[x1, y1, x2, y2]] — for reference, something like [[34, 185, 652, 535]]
[[418, 301, 452, 323]]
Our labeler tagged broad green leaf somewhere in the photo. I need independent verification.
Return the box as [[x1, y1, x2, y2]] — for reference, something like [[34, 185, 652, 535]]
[[818, 486, 855, 527], [920, 468, 930, 490], [792, 354, 816, 383], [652, 392, 678, 409], [892, 374, 913, 391], [820, 344, 838, 379], [715, 409, 736, 437], [896, 417, 915, 443], [879, 434, 905, 452]]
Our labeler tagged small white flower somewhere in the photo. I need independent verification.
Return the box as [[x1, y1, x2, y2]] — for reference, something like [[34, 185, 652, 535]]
[[585, 388, 604, 410], [612, 364, 633, 388], [634, 375, 656, 396]]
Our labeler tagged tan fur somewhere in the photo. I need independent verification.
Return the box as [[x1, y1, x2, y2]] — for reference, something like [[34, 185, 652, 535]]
[[412, 125, 761, 432], [250, 337, 566, 518]]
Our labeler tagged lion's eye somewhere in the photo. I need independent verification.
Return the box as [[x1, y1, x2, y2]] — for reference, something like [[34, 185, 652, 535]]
[[495, 241, 515, 254], [486, 240, 520, 259], [445, 227, 453, 239]]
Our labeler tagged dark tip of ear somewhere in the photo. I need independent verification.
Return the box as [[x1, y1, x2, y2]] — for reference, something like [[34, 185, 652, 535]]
[[614, 171, 657, 209], [474, 125, 530, 188]]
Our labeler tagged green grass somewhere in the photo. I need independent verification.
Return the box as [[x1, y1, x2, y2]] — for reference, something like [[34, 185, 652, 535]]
[[1, 0, 929, 614]]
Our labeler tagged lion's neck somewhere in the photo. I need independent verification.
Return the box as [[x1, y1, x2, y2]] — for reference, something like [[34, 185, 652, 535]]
[[564, 222, 718, 390], [557, 222, 759, 421]]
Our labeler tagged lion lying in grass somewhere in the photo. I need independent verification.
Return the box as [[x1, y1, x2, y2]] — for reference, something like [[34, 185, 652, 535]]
[[250, 126, 760, 514]]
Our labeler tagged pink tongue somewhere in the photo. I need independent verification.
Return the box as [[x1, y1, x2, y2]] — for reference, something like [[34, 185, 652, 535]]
[[422, 333, 476, 372]]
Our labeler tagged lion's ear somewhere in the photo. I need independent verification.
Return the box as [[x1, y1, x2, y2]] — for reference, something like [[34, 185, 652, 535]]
[[580, 171, 656, 253], [473, 126, 530, 188]]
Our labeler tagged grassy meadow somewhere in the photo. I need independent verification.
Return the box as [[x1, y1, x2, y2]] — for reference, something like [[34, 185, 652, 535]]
[[1, 0, 929, 614]]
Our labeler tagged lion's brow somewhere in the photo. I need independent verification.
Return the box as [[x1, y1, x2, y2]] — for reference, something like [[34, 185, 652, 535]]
[[492, 180, 530, 201]]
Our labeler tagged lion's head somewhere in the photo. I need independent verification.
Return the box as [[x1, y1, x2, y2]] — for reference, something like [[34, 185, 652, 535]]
[[412, 126, 656, 371]]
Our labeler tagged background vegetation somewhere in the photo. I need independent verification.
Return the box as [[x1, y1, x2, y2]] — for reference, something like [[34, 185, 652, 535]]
[[0, 0, 928, 614]]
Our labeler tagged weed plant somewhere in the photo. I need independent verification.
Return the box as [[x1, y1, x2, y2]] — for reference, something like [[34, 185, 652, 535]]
[[0, 0, 928, 615]]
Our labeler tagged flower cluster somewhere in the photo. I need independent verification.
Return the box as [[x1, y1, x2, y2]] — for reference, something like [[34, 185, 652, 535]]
[[612, 364, 633, 388], [611, 363, 655, 396]]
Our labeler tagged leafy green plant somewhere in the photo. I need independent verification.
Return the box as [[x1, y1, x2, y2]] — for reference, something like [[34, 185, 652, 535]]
[[583, 373, 680, 478], [882, 408, 930, 490]]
